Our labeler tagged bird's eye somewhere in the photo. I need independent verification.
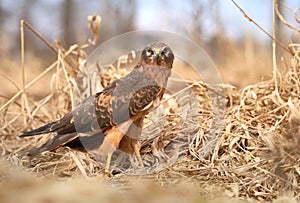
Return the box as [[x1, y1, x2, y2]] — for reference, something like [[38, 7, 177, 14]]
[[161, 47, 170, 57], [161, 51, 167, 57], [145, 48, 154, 57]]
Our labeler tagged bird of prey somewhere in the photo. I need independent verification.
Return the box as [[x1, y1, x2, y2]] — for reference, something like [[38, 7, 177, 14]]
[[20, 41, 174, 173]]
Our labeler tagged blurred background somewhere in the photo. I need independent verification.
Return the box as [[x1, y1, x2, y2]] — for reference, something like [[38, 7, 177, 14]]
[[0, 0, 299, 97]]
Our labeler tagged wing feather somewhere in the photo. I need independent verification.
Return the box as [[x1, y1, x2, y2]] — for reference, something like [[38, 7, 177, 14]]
[[20, 64, 170, 156]]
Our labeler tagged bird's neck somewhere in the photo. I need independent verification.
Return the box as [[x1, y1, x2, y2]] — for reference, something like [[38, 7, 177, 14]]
[[141, 65, 171, 87]]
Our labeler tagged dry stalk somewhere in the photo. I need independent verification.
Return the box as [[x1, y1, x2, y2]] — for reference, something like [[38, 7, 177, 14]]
[[231, 0, 292, 55], [1, 10, 300, 202]]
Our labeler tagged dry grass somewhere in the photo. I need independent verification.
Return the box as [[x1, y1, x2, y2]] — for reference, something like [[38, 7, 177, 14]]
[[1, 10, 300, 202]]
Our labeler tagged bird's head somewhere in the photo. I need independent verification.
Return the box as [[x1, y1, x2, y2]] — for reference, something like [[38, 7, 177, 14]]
[[141, 42, 174, 69]]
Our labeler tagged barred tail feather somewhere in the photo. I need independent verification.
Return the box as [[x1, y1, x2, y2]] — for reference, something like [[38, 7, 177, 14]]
[[19, 122, 56, 137], [27, 133, 79, 157]]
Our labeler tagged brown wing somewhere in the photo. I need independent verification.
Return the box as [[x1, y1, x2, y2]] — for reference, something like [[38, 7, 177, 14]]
[[19, 81, 116, 137], [20, 83, 116, 157], [109, 66, 163, 125]]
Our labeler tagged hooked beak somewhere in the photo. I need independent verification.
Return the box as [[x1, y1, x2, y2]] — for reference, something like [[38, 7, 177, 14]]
[[154, 49, 161, 62]]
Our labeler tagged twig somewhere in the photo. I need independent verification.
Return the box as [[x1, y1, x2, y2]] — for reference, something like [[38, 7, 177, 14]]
[[272, 0, 284, 105], [58, 50, 75, 109], [20, 20, 28, 126], [293, 8, 300, 24], [256, 166, 300, 190], [22, 20, 58, 54], [20, 20, 25, 89], [275, 2, 300, 33], [0, 72, 20, 91], [0, 46, 78, 113], [231, 0, 292, 55], [22, 20, 77, 69], [0, 63, 56, 113]]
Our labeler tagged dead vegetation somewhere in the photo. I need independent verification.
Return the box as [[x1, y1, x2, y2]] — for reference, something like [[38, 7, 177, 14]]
[[1, 3, 300, 202]]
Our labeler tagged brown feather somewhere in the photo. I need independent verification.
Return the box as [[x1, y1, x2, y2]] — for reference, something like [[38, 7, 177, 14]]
[[20, 41, 174, 161]]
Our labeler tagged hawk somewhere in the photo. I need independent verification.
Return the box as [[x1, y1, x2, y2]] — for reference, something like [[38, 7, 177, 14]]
[[20, 41, 174, 173]]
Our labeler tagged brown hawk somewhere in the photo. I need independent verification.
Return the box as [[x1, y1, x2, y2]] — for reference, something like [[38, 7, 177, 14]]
[[20, 41, 174, 173]]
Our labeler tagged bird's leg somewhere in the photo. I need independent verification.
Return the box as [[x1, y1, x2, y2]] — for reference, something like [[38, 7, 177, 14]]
[[118, 117, 145, 168], [132, 138, 144, 167], [105, 153, 112, 173], [101, 123, 131, 174], [134, 146, 144, 167]]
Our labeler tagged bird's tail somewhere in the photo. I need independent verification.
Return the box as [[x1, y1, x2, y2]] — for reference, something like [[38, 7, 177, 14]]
[[19, 122, 56, 137], [27, 132, 79, 157], [26, 132, 105, 157]]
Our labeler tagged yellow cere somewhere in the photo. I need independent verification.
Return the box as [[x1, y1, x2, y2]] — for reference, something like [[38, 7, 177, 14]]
[[155, 49, 160, 55]]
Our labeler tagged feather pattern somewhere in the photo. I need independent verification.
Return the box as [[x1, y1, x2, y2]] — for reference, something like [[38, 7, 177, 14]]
[[20, 41, 174, 158]]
